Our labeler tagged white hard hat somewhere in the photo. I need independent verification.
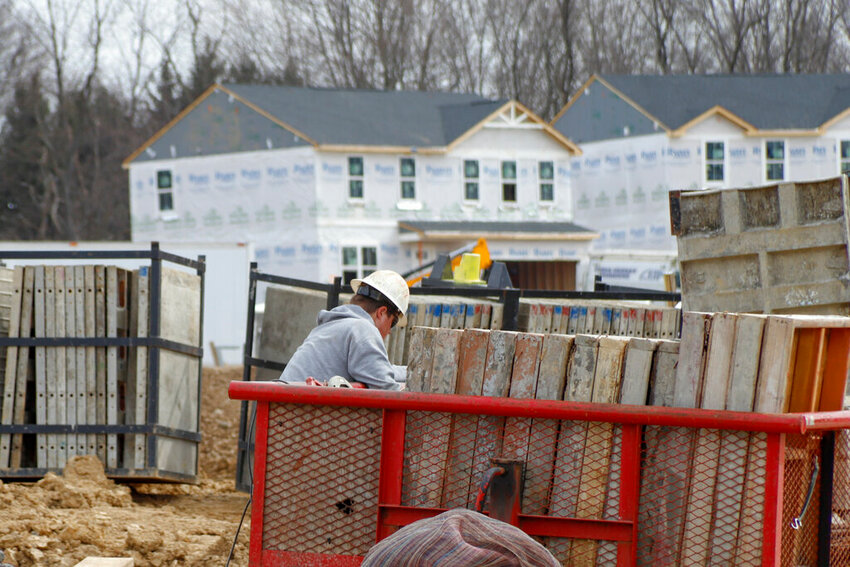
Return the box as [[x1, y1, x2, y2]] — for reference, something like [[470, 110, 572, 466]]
[[351, 270, 410, 326]]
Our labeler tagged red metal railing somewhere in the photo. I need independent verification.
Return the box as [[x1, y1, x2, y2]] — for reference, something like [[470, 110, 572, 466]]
[[229, 382, 850, 567]]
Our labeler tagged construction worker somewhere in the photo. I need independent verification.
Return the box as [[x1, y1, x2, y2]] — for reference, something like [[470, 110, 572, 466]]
[[361, 509, 560, 566], [276, 270, 409, 390]]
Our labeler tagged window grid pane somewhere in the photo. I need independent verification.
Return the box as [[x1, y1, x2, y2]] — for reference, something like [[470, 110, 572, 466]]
[[464, 160, 479, 178], [400, 158, 415, 177], [766, 141, 784, 160], [349, 157, 364, 176], [707, 164, 724, 181], [540, 183, 554, 201], [502, 161, 517, 180], [158, 192, 174, 211], [350, 180, 364, 198], [465, 182, 479, 200], [539, 161, 554, 180], [342, 247, 358, 266], [157, 170, 172, 189], [767, 163, 784, 180], [401, 181, 416, 199], [706, 142, 724, 161], [362, 247, 377, 267], [503, 183, 517, 202], [842, 161, 850, 173], [842, 141, 850, 159]]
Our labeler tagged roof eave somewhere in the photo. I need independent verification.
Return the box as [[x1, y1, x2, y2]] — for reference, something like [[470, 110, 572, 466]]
[[669, 105, 756, 138]]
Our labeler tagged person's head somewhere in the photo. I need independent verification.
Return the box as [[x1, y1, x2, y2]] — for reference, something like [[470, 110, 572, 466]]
[[361, 508, 560, 566], [350, 270, 409, 339]]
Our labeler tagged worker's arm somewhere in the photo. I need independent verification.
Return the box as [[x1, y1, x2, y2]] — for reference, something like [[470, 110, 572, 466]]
[[346, 328, 405, 390]]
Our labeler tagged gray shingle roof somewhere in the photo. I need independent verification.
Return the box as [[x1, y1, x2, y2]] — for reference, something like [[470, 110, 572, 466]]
[[600, 74, 850, 130], [399, 220, 596, 234], [222, 84, 507, 147]]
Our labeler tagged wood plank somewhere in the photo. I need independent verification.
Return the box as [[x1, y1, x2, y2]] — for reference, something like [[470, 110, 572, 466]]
[[64, 266, 78, 456], [74, 266, 86, 457], [0, 266, 22, 467], [711, 314, 765, 566], [787, 328, 827, 413], [84, 266, 97, 457], [619, 338, 658, 406], [44, 267, 57, 468], [53, 267, 67, 468], [442, 328, 489, 508], [681, 313, 737, 566], [501, 333, 544, 464], [415, 328, 461, 506], [547, 334, 598, 564], [572, 336, 627, 566], [466, 330, 516, 508], [34, 266, 48, 467], [157, 267, 202, 475], [819, 328, 850, 412], [401, 326, 436, 506], [490, 303, 503, 330], [755, 316, 796, 413], [523, 334, 571, 515], [11, 267, 34, 467], [94, 266, 107, 464]]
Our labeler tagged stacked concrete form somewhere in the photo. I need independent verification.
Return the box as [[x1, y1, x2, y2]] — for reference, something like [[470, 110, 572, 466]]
[[517, 299, 680, 338], [0, 265, 202, 479], [404, 311, 850, 565], [674, 176, 850, 314]]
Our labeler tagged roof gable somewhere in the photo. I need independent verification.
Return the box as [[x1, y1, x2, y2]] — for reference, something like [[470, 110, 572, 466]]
[[553, 74, 850, 143]]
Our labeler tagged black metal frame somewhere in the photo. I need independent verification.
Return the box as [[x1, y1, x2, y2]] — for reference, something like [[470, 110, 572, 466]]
[[0, 242, 205, 482], [235, 263, 681, 492]]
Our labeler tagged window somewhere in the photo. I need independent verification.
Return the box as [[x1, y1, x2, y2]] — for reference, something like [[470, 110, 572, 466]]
[[348, 157, 364, 198], [766, 141, 784, 181], [463, 160, 479, 200], [706, 142, 724, 182], [501, 160, 517, 202], [156, 170, 174, 212], [539, 161, 554, 201], [400, 157, 416, 199], [342, 246, 378, 284], [841, 141, 850, 174]]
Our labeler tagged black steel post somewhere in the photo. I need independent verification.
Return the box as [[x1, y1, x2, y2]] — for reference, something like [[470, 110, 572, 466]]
[[327, 276, 342, 310], [501, 289, 521, 331], [818, 431, 835, 566]]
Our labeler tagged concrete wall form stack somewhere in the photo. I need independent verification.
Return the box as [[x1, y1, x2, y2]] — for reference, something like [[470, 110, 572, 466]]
[[673, 176, 850, 314]]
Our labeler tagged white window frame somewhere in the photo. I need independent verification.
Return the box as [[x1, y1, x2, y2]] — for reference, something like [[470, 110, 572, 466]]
[[840, 140, 850, 174], [704, 141, 725, 185], [463, 159, 480, 202], [341, 245, 378, 285], [156, 169, 176, 217], [538, 161, 554, 202], [348, 156, 364, 199], [765, 140, 786, 182], [501, 160, 517, 203], [400, 157, 416, 200]]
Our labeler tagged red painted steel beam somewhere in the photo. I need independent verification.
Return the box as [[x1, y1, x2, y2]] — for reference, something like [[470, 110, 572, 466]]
[[260, 550, 363, 566], [229, 382, 819, 433]]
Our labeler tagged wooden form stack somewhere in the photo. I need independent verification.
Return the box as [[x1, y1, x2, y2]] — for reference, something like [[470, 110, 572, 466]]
[[518, 299, 680, 338], [403, 311, 850, 565], [386, 296, 504, 365], [0, 264, 202, 477], [404, 326, 679, 566], [642, 311, 850, 566]]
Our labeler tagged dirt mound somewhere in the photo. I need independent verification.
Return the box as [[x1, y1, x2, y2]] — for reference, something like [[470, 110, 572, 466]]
[[0, 366, 250, 566]]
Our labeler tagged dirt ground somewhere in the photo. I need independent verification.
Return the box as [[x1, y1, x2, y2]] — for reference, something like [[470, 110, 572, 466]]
[[0, 365, 251, 566]]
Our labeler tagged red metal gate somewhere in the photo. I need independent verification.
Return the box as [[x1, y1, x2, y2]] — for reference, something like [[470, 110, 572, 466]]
[[229, 382, 849, 566]]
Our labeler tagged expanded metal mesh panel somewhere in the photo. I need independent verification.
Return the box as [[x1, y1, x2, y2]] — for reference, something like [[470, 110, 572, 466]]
[[832, 430, 850, 565], [262, 403, 382, 556], [781, 433, 821, 567], [637, 427, 767, 566]]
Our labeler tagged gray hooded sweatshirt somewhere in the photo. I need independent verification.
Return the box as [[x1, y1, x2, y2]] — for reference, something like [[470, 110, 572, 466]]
[[277, 304, 406, 390]]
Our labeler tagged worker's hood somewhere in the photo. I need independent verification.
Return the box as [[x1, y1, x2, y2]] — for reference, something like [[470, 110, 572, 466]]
[[316, 304, 373, 326]]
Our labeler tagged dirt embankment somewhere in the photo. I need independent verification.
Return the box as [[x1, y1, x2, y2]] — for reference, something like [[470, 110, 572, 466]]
[[0, 365, 250, 567]]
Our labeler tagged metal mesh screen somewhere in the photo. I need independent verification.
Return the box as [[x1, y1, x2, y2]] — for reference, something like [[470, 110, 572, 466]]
[[833, 429, 850, 566], [781, 433, 821, 567], [637, 427, 767, 566], [262, 403, 382, 556]]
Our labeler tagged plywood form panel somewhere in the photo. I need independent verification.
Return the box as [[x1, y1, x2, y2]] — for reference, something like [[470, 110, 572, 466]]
[[84, 266, 97, 456], [34, 266, 47, 467], [442, 328, 489, 508], [53, 267, 67, 467], [157, 267, 202, 476], [74, 267, 86, 458]]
